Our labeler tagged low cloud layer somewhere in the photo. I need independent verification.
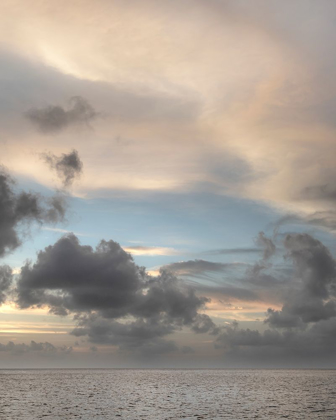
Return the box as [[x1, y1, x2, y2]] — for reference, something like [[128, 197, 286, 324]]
[[41, 149, 83, 187], [26, 96, 97, 133], [0, 341, 72, 355], [0, 168, 66, 257]]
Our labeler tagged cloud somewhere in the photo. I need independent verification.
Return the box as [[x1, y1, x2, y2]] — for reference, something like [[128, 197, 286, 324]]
[[162, 256, 283, 303], [2, 1, 336, 218], [71, 315, 179, 357], [161, 259, 265, 302], [162, 260, 241, 277], [0, 265, 13, 305], [240, 232, 278, 293], [265, 233, 336, 328], [16, 234, 216, 354], [191, 313, 219, 335], [41, 149, 83, 187], [25, 96, 97, 133], [214, 234, 336, 364], [0, 168, 66, 257], [181, 345, 195, 354], [215, 318, 336, 365], [158, 233, 292, 307], [0, 341, 72, 355], [202, 247, 261, 256], [301, 184, 336, 203], [123, 246, 179, 256], [274, 211, 336, 234], [255, 232, 276, 261]]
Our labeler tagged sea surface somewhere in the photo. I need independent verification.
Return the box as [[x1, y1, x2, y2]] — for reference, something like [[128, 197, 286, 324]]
[[1, 369, 336, 419]]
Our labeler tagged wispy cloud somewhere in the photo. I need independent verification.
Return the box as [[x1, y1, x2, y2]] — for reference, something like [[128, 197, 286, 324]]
[[122, 246, 180, 256], [42, 227, 90, 237], [202, 248, 262, 256]]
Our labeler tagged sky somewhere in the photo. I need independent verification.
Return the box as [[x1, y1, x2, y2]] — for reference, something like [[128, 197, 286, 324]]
[[0, 0, 336, 368]]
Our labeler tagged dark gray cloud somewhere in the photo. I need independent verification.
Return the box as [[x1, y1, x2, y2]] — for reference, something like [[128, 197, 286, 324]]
[[16, 234, 216, 355], [41, 149, 83, 187], [191, 313, 219, 335], [17, 234, 143, 316], [0, 168, 66, 257], [215, 234, 336, 365], [265, 233, 336, 328], [0, 341, 72, 355], [0, 265, 12, 305], [25, 96, 97, 133]]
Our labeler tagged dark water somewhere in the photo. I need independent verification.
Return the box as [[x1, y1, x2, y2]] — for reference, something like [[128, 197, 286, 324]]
[[1, 369, 336, 419]]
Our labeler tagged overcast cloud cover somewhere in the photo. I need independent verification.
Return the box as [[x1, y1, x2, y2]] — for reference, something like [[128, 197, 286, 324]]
[[0, 0, 336, 367]]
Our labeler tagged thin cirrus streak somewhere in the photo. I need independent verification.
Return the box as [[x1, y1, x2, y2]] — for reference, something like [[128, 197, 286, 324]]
[[122, 246, 181, 256]]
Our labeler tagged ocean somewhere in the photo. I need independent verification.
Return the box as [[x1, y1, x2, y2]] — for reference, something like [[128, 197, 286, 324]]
[[1, 369, 336, 419]]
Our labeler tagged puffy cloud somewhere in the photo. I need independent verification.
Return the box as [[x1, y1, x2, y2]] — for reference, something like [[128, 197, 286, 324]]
[[25, 96, 97, 133], [41, 149, 83, 187], [16, 234, 215, 354], [266, 233, 336, 328], [191, 313, 219, 335], [17, 234, 142, 315], [0, 168, 66, 257], [215, 234, 336, 364]]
